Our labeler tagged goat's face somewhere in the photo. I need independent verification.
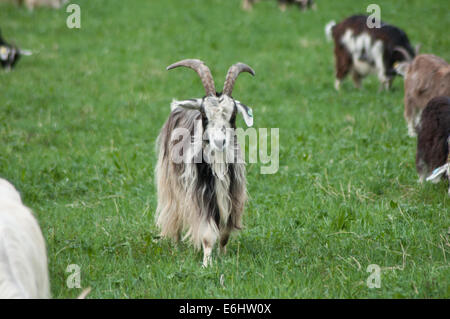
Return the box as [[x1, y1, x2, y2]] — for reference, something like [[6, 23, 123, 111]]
[[171, 94, 253, 152], [393, 46, 420, 77], [203, 95, 234, 151], [168, 59, 255, 152]]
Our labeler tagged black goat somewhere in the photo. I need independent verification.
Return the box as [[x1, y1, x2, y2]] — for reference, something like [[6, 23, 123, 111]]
[[416, 96, 450, 195]]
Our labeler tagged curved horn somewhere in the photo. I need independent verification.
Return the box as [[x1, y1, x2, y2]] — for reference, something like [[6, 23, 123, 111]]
[[394, 46, 413, 62], [223, 63, 255, 96], [166, 59, 216, 96]]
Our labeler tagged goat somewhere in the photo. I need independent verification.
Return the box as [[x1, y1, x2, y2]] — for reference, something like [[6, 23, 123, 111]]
[[242, 0, 315, 11], [8, 0, 68, 10], [325, 15, 417, 91], [416, 96, 450, 195], [0, 178, 50, 298], [0, 29, 32, 71], [155, 59, 255, 267], [394, 52, 450, 137]]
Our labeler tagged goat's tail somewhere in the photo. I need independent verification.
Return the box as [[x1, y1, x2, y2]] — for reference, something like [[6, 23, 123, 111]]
[[325, 20, 336, 42]]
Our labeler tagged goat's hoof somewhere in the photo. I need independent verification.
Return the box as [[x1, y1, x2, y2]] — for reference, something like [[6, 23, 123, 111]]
[[334, 80, 341, 91], [202, 257, 213, 268]]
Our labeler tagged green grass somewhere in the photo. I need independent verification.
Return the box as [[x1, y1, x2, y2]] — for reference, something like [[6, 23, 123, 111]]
[[0, 0, 449, 298]]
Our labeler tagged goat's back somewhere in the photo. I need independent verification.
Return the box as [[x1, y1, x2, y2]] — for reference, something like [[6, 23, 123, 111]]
[[405, 55, 450, 109], [332, 15, 413, 50]]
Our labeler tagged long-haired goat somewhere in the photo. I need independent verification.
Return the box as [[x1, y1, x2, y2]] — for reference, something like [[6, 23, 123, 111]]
[[394, 52, 450, 137], [325, 15, 417, 91], [155, 59, 255, 267], [0, 178, 50, 298], [416, 96, 450, 195]]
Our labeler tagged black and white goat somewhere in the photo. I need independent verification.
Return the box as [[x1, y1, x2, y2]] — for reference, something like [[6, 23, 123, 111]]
[[155, 59, 254, 267], [416, 96, 450, 195], [325, 15, 417, 91], [0, 29, 32, 71]]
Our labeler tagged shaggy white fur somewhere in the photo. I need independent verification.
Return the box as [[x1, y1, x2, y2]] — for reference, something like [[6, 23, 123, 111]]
[[0, 178, 50, 299]]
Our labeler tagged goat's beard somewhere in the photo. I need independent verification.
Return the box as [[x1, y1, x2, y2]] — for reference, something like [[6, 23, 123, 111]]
[[203, 144, 228, 180], [202, 134, 244, 180]]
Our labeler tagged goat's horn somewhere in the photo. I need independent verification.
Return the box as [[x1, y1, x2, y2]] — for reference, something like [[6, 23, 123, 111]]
[[166, 59, 216, 96], [394, 46, 413, 62], [19, 49, 32, 56], [223, 63, 255, 96]]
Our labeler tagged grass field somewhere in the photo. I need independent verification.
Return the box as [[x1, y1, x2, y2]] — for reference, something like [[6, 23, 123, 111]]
[[0, 0, 449, 298]]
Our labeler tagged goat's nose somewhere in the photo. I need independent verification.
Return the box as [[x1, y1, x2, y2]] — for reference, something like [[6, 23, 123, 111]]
[[213, 139, 226, 150]]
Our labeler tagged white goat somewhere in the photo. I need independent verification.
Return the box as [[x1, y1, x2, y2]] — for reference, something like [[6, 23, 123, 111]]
[[0, 178, 50, 299]]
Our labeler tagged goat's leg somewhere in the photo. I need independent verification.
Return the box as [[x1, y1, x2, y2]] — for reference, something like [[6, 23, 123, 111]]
[[200, 219, 218, 268], [242, 0, 252, 11], [404, 99, 417, 137], [295, 0, 308, 10], [377, 74, 390, 92], [219, 226, 232, 255], [334, 45, 352, 91], [379, 76, 393, 91], [412, 111, 423, 136], [278, 0, 287, 12], [416, 158, 427, 184], [374, 54, 390, 92], [380, 78, 393, 91], [352, 70, 363, 89]]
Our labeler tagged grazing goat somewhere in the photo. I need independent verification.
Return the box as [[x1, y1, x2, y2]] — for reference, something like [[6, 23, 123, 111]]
[[242, 0, 315, 11], [325, 15, 416, 91], [155, 59, 255, 267], [416, 96, 450, 195], [0, 178, 50, 298], [0, 29, 32, 71], [394, 52, 450, 137], [8, 0, 68, 10]]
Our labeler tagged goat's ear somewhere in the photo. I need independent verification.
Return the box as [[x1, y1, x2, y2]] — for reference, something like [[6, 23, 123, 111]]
[[170, 98, 203, 111], [235, 101, 253, 127], [394, 62, 409, 77]]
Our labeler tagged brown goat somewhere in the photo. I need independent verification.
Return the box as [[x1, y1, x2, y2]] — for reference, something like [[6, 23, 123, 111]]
[[395, 53, 450, 137]]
